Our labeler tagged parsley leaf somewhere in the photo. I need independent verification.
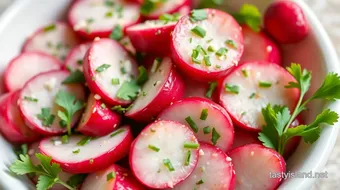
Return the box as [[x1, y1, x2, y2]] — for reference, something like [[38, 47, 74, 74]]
[[137, 66, 148, 85], [233, 4, 261, 32], [110, 25, 123, 41], [37, 108, 55, 127], [63, 70, 85, 84], [67, 174, 87, 188], [37, 175, 55, 190], [117, 81, 140, 101], [310, 73, 340, 101]]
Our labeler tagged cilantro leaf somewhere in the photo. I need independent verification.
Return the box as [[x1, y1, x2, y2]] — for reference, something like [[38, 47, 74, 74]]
[[37, 175, 55, 190], [110, 25, 123, 41], [310, 73, 340, 101], [285, 63, 312, 96], [67, 174, 87, 188], [10, 154, 41, 175], [36, 153, 61, 177], [136, 66, 148, 85], [233, 4, 261, 32], [63, 70, 85, 84], [285, 125, 321, 144], [116, 81, 140, 101], [37, 108, 55, 127]]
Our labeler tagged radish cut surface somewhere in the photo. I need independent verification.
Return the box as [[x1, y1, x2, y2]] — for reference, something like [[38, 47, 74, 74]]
[[130, 120, 199, 189], [19, 70, 86, 135], [219, 61, 299, 131], [64, 42, 92, 72], [4, 52, 62, 92], [171, 9, 244, 81], [173, 143, 235, 190], [158, 97, 234, 152], [40, 126, 133, 174], [23, 22, 80, 61], [229, 144, 286, 190], [141, 0, 191, 19]]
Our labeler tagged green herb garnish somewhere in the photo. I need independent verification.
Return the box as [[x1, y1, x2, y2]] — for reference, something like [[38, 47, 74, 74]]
[[110, 25, 123, 41], [190, 9, 207, 22], [200, 109, 208, 120], [163, 159, 175, 171], [185, 116, 199, 133], [183, 142, 200, 149], [191, 26, 206, 38], [37, 108, 55, 127], [77, 136, 92, 146], [259, 81, 272, 88], [43, 24, 56, 32], [63, 70, 85, 84], [206, 81, 217, 98], [110, 128, 125, 137], [96, 64, 111, 73], [111, 78, 120, 85], [233, 4, 261, 32], [211, 128, 220, 145], [148, 145, 160, 152], [24, 96, 38, 102], [106, 172, 116, 181], [225, 84, 239, 94], [116, 81, 140, 101], [203, 126, 211, 134]]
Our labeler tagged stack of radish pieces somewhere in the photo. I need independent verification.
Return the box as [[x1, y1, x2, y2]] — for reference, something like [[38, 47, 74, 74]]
[[1, 0, 317, 190]]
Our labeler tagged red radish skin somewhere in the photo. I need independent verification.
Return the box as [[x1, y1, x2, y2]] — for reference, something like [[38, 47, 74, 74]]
[[172, 143, 235, 190], [64, 42, 92, 72], [39, 126, 133, 174], [141, 0, 191, 20], [22, 22, 80, 61], [19, 70, 86, 135], [171, 9, 244, 81], [4, 52, 62, 92], [77, 94, 121, 137], [83, 38, 139, 106], [0, 92, 40, 144], [218, 61, 300, 132], [264, 1, 309, 44], [125, 57, 185, 122], [68, 0, 141, 40], [231, 128, 261, 150], [229, 144, 286, 190], [240, 25, 281, 65], [183, 77, 209, 99], [158, 97, 234, 152], [81, 164, 146, 190], [130, 120, 199, 189]]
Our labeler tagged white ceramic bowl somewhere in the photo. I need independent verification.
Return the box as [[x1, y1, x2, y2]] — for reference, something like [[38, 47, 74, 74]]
[[0, 0, 339, 189]]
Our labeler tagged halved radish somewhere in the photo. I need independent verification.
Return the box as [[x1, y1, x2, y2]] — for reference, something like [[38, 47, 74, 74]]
[[140, 0, 191, 20], [64, 42, 92, 72], [22, 22, 80, 61], [4, 52, 62, 92], [218, 61, 299, 132], [171, 9, 244, 81], [172, 143, 235, 190], [240, 25, 281, 65], [229, 144, 286, 190], [81, 164, 146, 190], [77, 93, 121, 137], [83, 38, 139, 106], [125, 57, 184, 122], [158, 97, 234, 152], [19, 70, 86, 135], [0, 91, 40, 144], [40, 126, 133, 174], [68, 0, 141, 40], [130, 120, 199, 189]]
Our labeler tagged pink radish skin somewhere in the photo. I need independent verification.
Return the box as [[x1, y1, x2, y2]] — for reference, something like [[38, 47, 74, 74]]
[[64, 42, 92, 72], [19, 70, 86, 135], [125, 57, 185, 122], [22, 22, 80, 61], [81, 164, 146, 190], [4, 52, 62, 92], [141, 0, 191, 20], [171, 8, 244, 82], [229, 144, 286, 190], [130, 120, 199, 189], [77, 94, 121, 137], [0, 92, 40, 144], [83, 38, 139, 106], [183, 77, 209, 99], [158, 97, 234, 152], [240, 25, 281, 65], [172, 143, 235, 190], [39, 126, 133, 174], [218, 61, 300, 132]]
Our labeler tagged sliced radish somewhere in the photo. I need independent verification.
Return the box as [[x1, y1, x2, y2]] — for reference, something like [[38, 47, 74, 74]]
[[240, 25, 281, 65], [0, 91, 40, 144], [40, 126, 133, 173], [183, 77, 209, 99], [4, 52, 62, 92], [171, 9, 244, 81], [81, 164, 146, 190], [22, 22, 80, 61], [19, 70, 86, 135], [68, 0, 141, 40], [130, 120, 199, 189], [83, 38, 139, 106], [158, 97, 234, 152], [172, 143, 235, 190], [125, 57, 184, 122], [218, 61, 299, 132], [231, 128, 261, 150], [64, 42, 92, 72], [229, 144, 286, 190], [140, 0, 191, 20], [77, 93, 121, 137]]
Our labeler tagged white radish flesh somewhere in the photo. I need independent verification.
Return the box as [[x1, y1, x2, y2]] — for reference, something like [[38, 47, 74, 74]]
[[64, 42, 92, 72]]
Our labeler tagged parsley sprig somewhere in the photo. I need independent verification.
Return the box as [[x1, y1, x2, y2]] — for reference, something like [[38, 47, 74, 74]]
[[233, 4, 261, 32]]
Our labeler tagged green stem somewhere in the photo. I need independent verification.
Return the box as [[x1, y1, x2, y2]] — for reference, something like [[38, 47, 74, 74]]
[[57, 179, 75, 190], [67, 120, 71, 136]]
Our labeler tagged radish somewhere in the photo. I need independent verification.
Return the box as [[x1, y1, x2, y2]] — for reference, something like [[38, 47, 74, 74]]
[[171, 9, 244, 81], [0, 91, 40, 144], [64, 42, 92, 72], [183, 77, 209, 99], [4, 52, 62, 92], [39, 125, 133, 174], [77, 93, 121, 137], [231, 128, 261, 150], [19, 70, 86, 135], [129, 120, 199, 189], [158, 97, 234, 152], [125, 57, 184, 122], [140, 0, 191, 20], [240, 25, 281, 65], [81, 164, 146, 190], [229, 144, 286, 190], [218, 61, 299, 132], [83, 38, 139, 106], [68, 0, 141, 40], [172, 143, 235, 190], [22, 22, 80, 61]]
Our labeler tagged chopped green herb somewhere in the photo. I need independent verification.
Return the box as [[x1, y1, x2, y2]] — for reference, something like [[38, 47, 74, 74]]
[[203, 56, 211, 66], [104, 0, 115, 7], [159, 13, 180, 23], [200, 109, 208, 120], [20, 144, 28, 155], [72, 149, 80, 154], [86, 18, 94, 24], [37, 108, 55, 127], [43, 24, 56, 32], [24, 96, 38, 102], [101, 103, 107, 109], [110, 25, 123, 41], [151, 58, 162, 73], [225, 40, 238, 49], [189, 37, 193, 43], [148, 145, 160, 152], [190, 9, 208, 22], [249, 92, 256, 99], [111, 105, 133, 114], [206, 81, 217, 98], [211, 128, 220, 145], [191, 48, 201, 64], [106, 172, 116, 181], [63, 70, 85, 84], [241, 111, 247, 116], [216, 48, 228, 57], [225, 84, 239, 94], [259, 81, 272, 88], [233, 4, 261, 32], [117, 80, 140, 101], [185, 116, 198, 133], [242, 69, 248, 77], [215, 65, 221, 69], [66, 174, 87, 188], [207, 39, 213, 43], [105, 11, 113, 18], [77, 136, 92, 146], [59, 120, 67, 128], [191, 26, 206, 38], [77, 60, 83, 65], [96, 64, 111, 73], [110, 128, 125, 137], [111, 78, 120, 85], [61, 135, 69, 144], [120, 67, 127, 74], [184, 142, 200, 149], [185, 150, 191, 166], [196, 179, 204, 185], [140, 0, 166, 15], [142, 91, 147, 96], [207, 46, 215, 52], [203, 126, 211, 134], [163, 159, 175, 172], [137, 66, 148, 85]]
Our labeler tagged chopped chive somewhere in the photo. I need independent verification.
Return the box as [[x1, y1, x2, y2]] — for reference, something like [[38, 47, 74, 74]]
[[72, 149, 80, 154], [249, 93, 256, 99], [96, 64, 111, 72], [101, 103, 106, 109], [110, 25, 123, 41], [211, 128, 220, 145], [43, 24, 56, 32], [207, 39, 213, 43], [206, 81, 217, 98], [142, 91, 147, 96], [77, 60, 83, 65], [61, 135, 69, 144], [216, 48, 228, 57], [215, 65, 221, 69], [225, 84, 239, 94], [105, 11, 113, 18], [189, 37, 193, 43], [203, 126, 211, 134], [259, 81, 272, 88], [203, 56, 211, 66], [241, 112, 246, 116], [106, 172, 116, 181], [111, 78, 120, 85], [184, 142, 200, 149], [196, 179, 204, 185], [191, 48, 200, 60], [77, 136, 92, 146], [191, 26, 206, 38], [241, 69, 248, 77], [185, 150, 191, 166], [190, 9, 208, 22], [200, 109, 208, 120], [110, 129, 125, 137], [24, 96, 38, 102], [185, 116, 198, 133], [120, 67, 127, 74], [225, 40, 238, 49], [148, 145, 160, 152], [86, 18, 94, 24], [197, 45, 207, 55], [163, 159, 175, 172], [104, 0, 115, 7], [207, 46, 215, 52]]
